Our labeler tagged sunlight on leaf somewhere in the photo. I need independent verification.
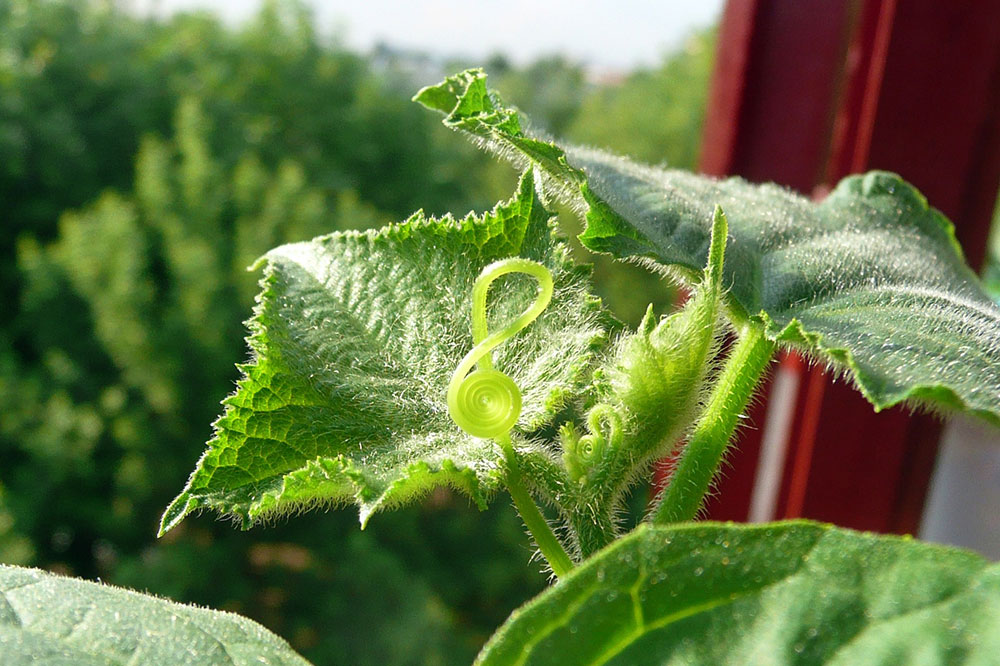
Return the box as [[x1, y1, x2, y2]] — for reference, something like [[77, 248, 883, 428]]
[[160, 172, 607, 534]]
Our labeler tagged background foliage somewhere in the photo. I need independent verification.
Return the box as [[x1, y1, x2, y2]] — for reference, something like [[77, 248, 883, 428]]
[[0, 1, 715, 663]]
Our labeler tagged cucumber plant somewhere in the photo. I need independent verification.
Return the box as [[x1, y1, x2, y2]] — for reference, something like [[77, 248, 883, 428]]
[[4, 69, 1000, 665]]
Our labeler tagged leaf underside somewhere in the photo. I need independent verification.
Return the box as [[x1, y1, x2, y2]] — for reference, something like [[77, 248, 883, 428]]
[[417, 69, 1000, 424], [160, 172, 607, 534], [477, 521, 1000, 665], [0, 564, 310, 665]]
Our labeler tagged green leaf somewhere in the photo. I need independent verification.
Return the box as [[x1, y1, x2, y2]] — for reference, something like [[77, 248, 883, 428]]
[[0, 564, 310, 665], [417, 69, 1000, 424], [477, 521, 1000, 665], [161, 172, 607, 534]]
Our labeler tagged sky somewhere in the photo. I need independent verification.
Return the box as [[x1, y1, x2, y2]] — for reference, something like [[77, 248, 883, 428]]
[[133, 0, 725, 70]]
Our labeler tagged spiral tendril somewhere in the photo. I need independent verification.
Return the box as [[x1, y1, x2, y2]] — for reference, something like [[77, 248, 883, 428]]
[[447, 258, 553, 439], [562, 404, 623, 482]]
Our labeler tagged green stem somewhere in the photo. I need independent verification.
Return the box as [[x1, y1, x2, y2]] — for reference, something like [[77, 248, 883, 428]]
[[568, 505, 617, 559], [499, 434, 574, 578], [651, 325, 776, 524]]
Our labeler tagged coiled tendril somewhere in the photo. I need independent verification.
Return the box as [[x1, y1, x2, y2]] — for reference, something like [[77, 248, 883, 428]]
[[562, 404, 623, 482], [447, 258, 553, 439]]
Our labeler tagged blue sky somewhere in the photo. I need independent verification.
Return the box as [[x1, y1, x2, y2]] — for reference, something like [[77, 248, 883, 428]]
[[134, 0, 724, 69]]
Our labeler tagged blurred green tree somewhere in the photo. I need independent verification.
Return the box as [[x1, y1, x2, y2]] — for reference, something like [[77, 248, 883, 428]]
[[490, 56, 588, 138], [0, 0, 503, 316], [569, 28, 715, 167], [0, 0, 170, 317]]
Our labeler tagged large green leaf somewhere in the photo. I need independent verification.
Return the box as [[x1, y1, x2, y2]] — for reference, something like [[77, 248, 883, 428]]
[[0, 564, 309, 665], [417, 69, 1000, 424], [477, 521, 1000, 665], [161, 172, 607, 534]]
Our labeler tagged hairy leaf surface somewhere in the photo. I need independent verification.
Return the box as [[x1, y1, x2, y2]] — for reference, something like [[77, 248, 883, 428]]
[[161, 173, 606, 534], [0, 564, 310, 665], [418, 69, 1000, 423], [477, 521, 1000, 665]]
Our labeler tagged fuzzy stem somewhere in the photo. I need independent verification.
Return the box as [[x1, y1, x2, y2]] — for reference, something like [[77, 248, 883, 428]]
[[651, 325, 776, 524], [499, 434, 574, 578], [568, 506, 617, 559]]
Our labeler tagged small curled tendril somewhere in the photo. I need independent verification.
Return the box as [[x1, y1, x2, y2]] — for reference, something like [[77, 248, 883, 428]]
[[447, 258, 553, 439], [562, 404, 623, 482]]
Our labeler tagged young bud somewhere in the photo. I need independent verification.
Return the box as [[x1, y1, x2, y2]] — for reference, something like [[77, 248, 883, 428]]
[[606, 206, 729, 466]]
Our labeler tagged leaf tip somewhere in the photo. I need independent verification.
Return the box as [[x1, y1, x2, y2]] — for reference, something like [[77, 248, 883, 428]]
[[411, 83, 454, 114], [639, 303, 656, 334], [358, 505, 376, 530], [705, 205, 728, 288], [412, 67, 486, 114], [247, 255, 268, 272], [157, 492, 196, 537]]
